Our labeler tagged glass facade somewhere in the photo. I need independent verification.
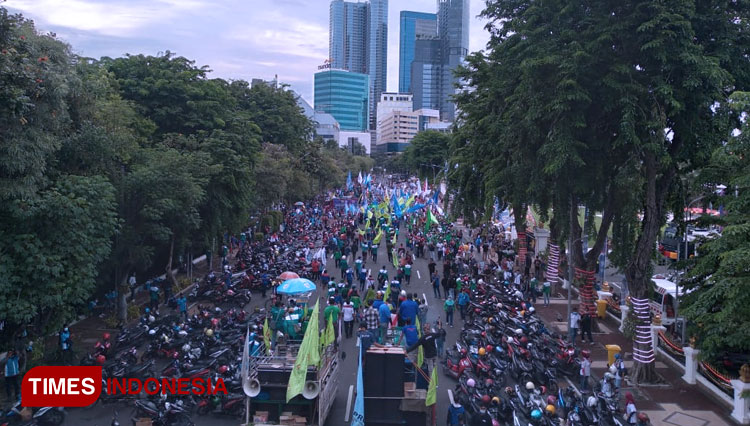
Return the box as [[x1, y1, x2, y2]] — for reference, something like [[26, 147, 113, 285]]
[[410, 38, 441, 111], [399, 11, 437, 93], [329, 0, 388, 131], [314, 70, 369, 131], [438, 0, 469, 121]]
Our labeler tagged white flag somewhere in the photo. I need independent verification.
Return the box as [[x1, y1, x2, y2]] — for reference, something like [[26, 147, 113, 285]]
[[241, 326, 252, 396], [357, 171, 363, 184]]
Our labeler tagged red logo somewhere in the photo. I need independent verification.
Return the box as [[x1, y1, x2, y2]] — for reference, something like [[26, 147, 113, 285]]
[[22, 366, 102, 407]]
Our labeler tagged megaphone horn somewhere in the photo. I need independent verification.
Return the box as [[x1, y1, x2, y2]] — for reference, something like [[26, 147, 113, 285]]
[[302, 381, 320, 399], [244, 379, 261, 397]]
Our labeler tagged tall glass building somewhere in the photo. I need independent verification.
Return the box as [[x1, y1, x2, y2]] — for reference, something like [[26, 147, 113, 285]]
[[314, 69, 369, 132], [329, 0, 388, 131], [438, 0, 469, 121], [399, 11, 437, 93]]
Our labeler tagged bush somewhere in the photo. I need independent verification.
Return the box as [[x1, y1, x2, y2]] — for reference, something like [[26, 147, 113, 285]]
[[254, 232, 265, 242], [127, 304, 141, 321]]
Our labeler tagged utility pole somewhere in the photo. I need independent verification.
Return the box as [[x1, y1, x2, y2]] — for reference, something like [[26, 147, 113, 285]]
[[567, 231, 574, 330]]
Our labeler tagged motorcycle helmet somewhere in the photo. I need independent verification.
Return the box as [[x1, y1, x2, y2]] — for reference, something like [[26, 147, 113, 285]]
[[547, 395, 557, 405], [148, 329, 156, 336], [481, 395, 491, 405], [148, 315, 156, 323], [485, 345, 493, 353], [227, 289, 235, 296], [145, 308, 150, 313], [609, 364, 618, 375], [102, 333, 111, 341], [481, 331, 487, 338], [520, 336, 529, 346], [604, 372, 614, 380], [587, 396, 597, 408], [178, 330, 188, 337], [485, 379, 494, 387], [528, 307, 536, 314], [467, 378, 476, 388], [478, 348, 486, 356], [478, 279, 485, 285], [211, 318, 220, 327], [515, 328, 523, 336], [400, 290, 406, 297], [215, 307, 222, 313], [487, 316, 493, 324], [492, 396, 500, 405], [96, 354, 106, 365], [182, 344, 191, 353], [217, 365, 228, 374], [530, 409, 542, 420], [205, 329, 214, 337], [637, 413, 650, 422], [539, 385, 547, 395], [460, 348, 468, 356], [581, 349, 591, 359], [545, 404, 556, 415], [525, 381, 535, 391], [172, 352, 179, 359]]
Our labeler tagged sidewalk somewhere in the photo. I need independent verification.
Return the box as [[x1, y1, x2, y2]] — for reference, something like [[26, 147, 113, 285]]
[[535, 292, 734, 426]]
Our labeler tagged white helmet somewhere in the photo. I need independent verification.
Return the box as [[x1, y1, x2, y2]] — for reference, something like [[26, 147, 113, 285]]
[[526, 382, 535, 391], [148, 315, 155, 323], [609, 364, 618, 375], [178, 330, 188, 337], [478, 279, 485, 285], [528, 307, 536, 313], [587, 396, 598, 408], [515, 328, 523, 336], [148, 329, 156, 336], [182, 344, 191, 353], [604, 372, 614, 380], [467, 378, 476, 388], [400, 290, 407, 297]]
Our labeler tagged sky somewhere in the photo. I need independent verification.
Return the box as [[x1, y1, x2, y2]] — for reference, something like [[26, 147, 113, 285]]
[[4, 0, 491, 104]]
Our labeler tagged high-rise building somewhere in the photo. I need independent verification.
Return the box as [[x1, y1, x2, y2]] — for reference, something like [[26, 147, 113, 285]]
[[410, 37, 441, 111], [314, 69, 369, 132], [437, 0, 469, 121], [399, 11, 437, 93], [329, 0, 388, 131], [405, 0, 469, 122]]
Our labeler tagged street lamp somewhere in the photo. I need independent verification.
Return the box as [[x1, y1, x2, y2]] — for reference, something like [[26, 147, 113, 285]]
[[676, 195, 705, 333]]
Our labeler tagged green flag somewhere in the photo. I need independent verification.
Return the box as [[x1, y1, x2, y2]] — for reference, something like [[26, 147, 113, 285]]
[[263, 317, 272, 355], [392, 249, 399, 269], [384, 284, 391, 304], [416, 316, 421, 338], [373, 229, 383, 244], [425, 209, 439, 232], [417, 344, 424, 371], [322, 316, 335, 349], [425, 363, 438, 406], [286, 301, 320, 402]]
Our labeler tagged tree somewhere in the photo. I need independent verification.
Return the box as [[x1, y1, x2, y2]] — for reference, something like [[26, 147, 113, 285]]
[[680, 91, 750, 361], [401, 131, 450, 180]]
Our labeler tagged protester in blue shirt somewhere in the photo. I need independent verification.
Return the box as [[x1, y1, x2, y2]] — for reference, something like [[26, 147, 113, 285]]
[[402, 319, 419, 347], [398, 293, 418, 326], [457, 290, 470, 320], [378, 301, 391, 344], [3, 350, 20, 400]]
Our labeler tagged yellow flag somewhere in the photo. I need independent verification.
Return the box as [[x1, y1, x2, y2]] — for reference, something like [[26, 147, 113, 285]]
[[263, 317, 272, 354], [425, 363, 438, 406], [417, 344, 424, 370], [373, 229, 383, 244], [416, 316, 421, 338]]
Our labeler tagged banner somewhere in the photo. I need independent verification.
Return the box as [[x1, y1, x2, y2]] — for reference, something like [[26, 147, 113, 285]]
[[263, 318, 271, 355], [425, 364, 438, 406], [241, 326, 251, 394], [351, 346, 365, 426], [286, 301, 320, 402]]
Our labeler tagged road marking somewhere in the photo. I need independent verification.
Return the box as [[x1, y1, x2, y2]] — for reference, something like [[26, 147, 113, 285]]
[[344, 384, 354, 422], [423, 293, 428, 306]]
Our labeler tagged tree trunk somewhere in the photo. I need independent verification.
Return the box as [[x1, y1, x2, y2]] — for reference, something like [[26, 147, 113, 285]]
[[624, 155, 674, 384], [166, 234, 179, 288], [116, 272, 129, 322]]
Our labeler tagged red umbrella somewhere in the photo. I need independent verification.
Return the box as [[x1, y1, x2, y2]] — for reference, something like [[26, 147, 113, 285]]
[[278, 271, 300, 281]]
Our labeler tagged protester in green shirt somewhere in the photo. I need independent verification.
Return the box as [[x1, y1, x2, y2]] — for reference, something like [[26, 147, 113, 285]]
[[324, 297, 341, 341]]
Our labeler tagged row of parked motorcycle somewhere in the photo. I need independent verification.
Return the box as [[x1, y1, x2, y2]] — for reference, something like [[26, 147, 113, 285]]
[[444, 280, 628, 426]]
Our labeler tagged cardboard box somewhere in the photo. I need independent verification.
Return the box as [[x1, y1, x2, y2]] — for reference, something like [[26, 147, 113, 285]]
[[134, 418, 152, 426]]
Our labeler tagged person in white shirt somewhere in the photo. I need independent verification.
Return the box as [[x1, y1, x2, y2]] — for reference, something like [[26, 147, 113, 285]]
[[342, 301, 355, 338], [569, 311, 581, 343]]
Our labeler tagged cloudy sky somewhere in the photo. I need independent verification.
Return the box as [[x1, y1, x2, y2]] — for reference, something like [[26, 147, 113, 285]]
[[5, 0, 490, 103]]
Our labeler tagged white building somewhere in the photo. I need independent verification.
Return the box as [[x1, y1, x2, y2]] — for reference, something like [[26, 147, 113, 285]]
[[376, 92, 413, 144], [339, 130, 372, 154]]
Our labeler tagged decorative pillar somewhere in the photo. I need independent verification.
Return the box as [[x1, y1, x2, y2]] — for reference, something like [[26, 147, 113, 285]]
[[682, 340, 700, 385], [731, 365, 750, 424], [651, 320, 665, 358], [619, 304, 630, 333]]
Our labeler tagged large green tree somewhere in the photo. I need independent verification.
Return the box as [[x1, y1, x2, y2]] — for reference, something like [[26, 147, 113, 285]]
[[680, 91, 750, 361]]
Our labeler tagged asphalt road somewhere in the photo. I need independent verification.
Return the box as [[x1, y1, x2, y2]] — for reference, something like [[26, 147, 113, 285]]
[[64, 225, 464, 426]]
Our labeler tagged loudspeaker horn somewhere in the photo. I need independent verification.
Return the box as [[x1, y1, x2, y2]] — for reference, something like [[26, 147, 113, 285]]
[[302, 381, 320, 399], [244, 378, 261, 397]]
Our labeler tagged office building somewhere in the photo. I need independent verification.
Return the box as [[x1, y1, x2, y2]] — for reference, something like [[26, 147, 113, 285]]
[[377, 110, 419, 153], [297, 95, 341, 143], [404, 0, 469, 121], [437, 0, 469, 121], [314, 69, 369, 132], [376, 92, 412, 144], [399, 11, 437, 93], [329, 0, 388, 131]]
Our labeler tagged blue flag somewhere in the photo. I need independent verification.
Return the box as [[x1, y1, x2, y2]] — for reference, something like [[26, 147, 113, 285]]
[[347, 171, 353, 190], [351, 345, 365, 426]]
